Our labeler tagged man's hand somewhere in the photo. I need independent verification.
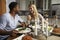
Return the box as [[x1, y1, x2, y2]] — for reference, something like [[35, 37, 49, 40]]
[[11, 30, 19, 37], [21, 22, 28, 27]]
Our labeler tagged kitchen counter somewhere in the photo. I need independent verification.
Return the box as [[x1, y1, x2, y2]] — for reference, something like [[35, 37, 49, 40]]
[[47, 35, 60, 40]]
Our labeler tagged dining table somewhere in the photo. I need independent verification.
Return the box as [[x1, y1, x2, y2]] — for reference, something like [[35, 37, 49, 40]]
[[7, 27, 31, 40]]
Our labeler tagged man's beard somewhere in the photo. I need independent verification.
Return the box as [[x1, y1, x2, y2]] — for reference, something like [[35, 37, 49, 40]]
[[15, 11, 19, 14], [15, 11, 20, 16]]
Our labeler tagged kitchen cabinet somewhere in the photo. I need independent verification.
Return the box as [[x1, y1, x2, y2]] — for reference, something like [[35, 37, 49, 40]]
[[0, 0, 6, 15]]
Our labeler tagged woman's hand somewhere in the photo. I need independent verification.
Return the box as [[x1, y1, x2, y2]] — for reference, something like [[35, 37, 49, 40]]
[[19, 22, 27, 27], [27, 15, 31, 21]]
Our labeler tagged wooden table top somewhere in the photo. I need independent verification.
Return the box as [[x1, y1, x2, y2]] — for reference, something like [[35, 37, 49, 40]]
[[52, 28, 60, 35], [7, 34, 23, 40]]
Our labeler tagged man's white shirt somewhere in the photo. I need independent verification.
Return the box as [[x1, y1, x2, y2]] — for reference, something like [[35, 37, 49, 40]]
[[0, 13, 23, 40]]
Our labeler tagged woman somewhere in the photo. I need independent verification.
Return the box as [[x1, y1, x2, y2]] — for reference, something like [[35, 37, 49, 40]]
[[27, 4, 44, 26], [27, 4, 47, 40]]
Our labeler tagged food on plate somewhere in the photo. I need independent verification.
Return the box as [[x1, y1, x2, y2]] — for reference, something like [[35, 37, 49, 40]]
[[15, 27, 26, 31], [22, 35, 32, 40], [53, 28, 60, 33], [18, 28, 26, 31]]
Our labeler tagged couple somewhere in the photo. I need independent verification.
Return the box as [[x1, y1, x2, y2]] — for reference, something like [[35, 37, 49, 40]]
[[0, 2, 44, 40]]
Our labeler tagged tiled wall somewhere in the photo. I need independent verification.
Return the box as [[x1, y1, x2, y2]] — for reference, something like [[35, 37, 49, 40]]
[[52, 5, 60, 16], [52, 0, 60, 4], [48, 18, 60, 27]]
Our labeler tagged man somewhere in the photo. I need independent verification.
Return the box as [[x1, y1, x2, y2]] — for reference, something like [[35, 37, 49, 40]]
[[0, 2, 25, 40]]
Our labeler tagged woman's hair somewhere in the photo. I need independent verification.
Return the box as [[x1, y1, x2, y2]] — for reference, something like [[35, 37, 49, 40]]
[[29, 4, 38, 19], [32, 5, 38, 19]]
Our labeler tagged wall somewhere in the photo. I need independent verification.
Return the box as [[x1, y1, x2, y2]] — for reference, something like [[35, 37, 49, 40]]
[[52, 0, 60, 4], [49, 0, 60, 27], [20, 0, 26, 10], [51, 0, 60, 16], [16, 0, 36, 10], [6, 0, 16, 12], [16, 0, 26, 10]]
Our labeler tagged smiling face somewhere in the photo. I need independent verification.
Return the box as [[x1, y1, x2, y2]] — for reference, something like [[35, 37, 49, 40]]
[[29, 5, 35, 16], [29, 4, 38, 19], [29, 5, 34, 13]]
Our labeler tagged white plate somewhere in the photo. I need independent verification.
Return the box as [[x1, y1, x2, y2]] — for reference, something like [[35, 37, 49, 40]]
[[15, 28, 31, 33], [15, 27, 23, 31]]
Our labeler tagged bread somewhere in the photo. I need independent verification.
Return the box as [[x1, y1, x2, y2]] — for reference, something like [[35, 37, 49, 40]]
[[53, 28, 60, 33]]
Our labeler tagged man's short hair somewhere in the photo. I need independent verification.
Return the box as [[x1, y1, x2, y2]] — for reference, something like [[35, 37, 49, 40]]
[[9, 2, 18, 11]]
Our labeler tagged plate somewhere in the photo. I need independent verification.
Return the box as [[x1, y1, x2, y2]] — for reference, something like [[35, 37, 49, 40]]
[[13, 34, 25, 40], [15, 27, 25, 31], [15, 28, 31, 33]]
